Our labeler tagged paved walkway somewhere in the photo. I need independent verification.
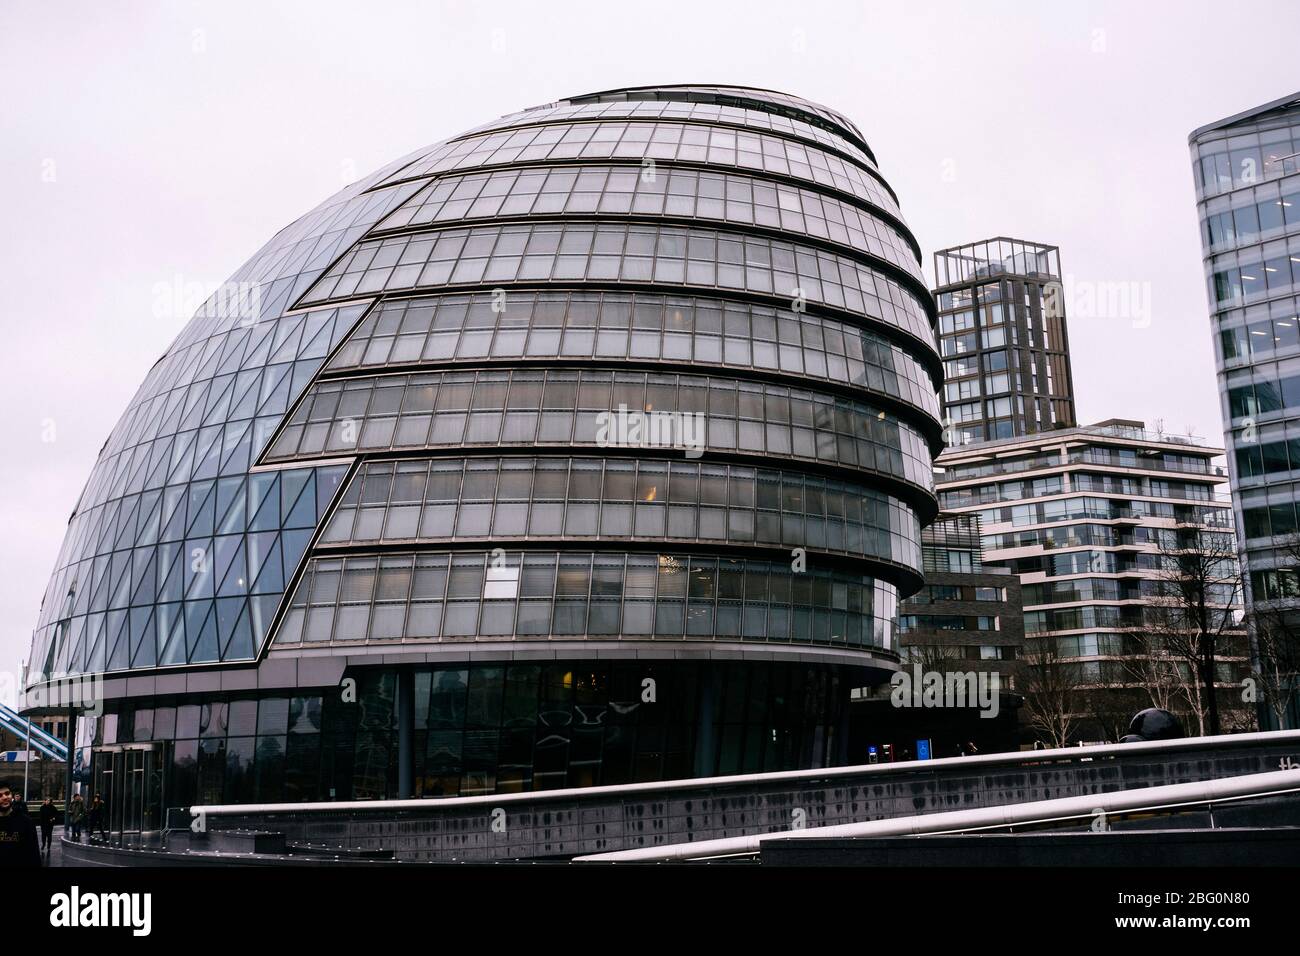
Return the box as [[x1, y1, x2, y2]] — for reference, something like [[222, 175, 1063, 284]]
[[43, 825, 66, 867]]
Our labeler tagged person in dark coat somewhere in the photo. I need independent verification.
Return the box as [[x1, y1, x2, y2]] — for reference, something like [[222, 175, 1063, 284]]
[[38, 797, 57, 854], [88, 793, 104, 840], [68, 793, 86, 842], [0, 782, 41, 867]]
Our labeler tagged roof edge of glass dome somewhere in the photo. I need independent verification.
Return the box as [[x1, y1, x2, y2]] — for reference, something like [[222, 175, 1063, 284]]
[[1188, 89, 1300, 143], [514, 83, 876, 166]]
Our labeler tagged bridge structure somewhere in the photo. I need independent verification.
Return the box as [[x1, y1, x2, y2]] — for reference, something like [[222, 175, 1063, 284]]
[[0, 703, 68, 762]]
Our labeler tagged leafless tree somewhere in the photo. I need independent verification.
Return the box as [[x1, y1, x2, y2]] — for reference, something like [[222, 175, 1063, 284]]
[[1017, 642, 1083, 748], [1143, 524, 1247, 736], [1119, 630, 1186, 713]]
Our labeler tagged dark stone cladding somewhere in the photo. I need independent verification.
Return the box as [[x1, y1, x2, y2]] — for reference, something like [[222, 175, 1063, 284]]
[[897, 569, 1025, 686]]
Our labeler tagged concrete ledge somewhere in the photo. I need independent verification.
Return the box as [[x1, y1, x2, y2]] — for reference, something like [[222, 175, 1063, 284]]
[[185, 671, 222, 693], [379, 653, 433, 665], [125, 676, 157, 696], [297, 657, 346, 685], [220, 668, 260, 691], [156, 674, 187, 695], [256, 658, 298, 688]]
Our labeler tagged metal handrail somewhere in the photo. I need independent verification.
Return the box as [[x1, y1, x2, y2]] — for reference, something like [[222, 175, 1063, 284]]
[[187, 729, 1300, 818], [574, 766, 1300, 862]]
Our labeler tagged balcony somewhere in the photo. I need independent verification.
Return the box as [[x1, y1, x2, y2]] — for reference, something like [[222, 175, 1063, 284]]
[[1068, 451, 1220, 477]]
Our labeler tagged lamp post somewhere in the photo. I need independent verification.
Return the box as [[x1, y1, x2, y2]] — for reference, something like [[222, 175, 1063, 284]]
[[21, 662, 30, 802]]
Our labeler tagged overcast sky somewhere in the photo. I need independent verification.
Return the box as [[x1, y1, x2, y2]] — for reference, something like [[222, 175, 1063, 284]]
[[2, 0, 1297, 675]]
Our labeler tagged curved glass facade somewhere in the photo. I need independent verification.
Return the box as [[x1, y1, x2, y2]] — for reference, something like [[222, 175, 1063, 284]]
[[459, 100, 882, 174], [273, 549, 898, 649], [323, 292, 940, 419], [92, 660, 852, 803], [1192, 93, 1300, 648], [375, 164, 921, 278], [560, 85, 873, 149], [263, 368, 936, 499], [26, 199, 425, 681], [30, 85, 939, 803], [297, 221, 934, 347], [318, 457, 922, 567], [381, 121, 905, 221]]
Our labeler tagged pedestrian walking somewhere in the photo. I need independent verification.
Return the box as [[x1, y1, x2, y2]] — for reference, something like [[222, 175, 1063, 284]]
[[38, 797, 57, 855]]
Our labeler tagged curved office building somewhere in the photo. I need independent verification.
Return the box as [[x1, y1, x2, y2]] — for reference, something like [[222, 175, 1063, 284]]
[[25, 85, 940, 816]]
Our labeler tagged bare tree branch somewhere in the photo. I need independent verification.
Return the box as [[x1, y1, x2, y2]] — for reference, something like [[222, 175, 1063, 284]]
[[1142, 524, 1251, 736], [1017, 642, 1082, 748]]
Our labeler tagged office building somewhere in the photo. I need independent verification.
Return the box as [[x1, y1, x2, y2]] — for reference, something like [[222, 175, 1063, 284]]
[[21, 86, 944, 832], [932, 237, 1077, 444], [897, 513, 1023, 687], [851, 513, 1024, 757], [935, 420, 1251, 740], [1190, 91, 1300, 730]]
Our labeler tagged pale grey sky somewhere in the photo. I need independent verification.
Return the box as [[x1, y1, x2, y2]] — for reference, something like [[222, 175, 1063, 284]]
[[3, 0, 1297, 673]]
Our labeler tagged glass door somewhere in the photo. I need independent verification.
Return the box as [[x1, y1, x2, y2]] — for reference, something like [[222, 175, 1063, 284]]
[[91, 744, 168, 848], [109, 749, 125, 841], [122, 748, 144, 846], [91, 748, 115, 843], [143, 741, 166, 844]]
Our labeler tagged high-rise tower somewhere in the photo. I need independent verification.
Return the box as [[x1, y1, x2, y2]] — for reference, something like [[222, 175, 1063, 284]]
[[1191, 91, 1300, 731], [932, 237, 1077, 444]]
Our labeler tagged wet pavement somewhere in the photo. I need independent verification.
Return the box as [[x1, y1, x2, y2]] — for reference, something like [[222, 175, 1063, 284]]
[[43, 825, 66, 867]]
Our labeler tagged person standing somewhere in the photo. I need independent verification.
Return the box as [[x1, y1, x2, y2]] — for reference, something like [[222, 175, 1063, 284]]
[[0, 782, 41, 867], [38, 797, 57, 855], [68, 792, 86, 842], [88, 793, 103, 841]]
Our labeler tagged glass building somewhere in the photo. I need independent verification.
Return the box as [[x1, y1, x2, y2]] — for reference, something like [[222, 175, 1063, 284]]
[[932, 237, 1077, 444], [1191, 92, 1300, 730], [852, 512, 1024, 759], [22, 86, 942, 825], [934, 420, 1251, 740], [897, 513, 1023, 687]]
